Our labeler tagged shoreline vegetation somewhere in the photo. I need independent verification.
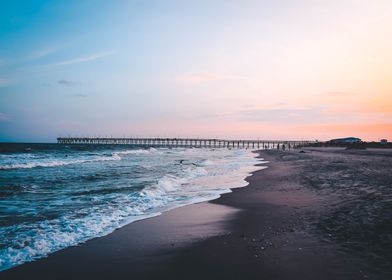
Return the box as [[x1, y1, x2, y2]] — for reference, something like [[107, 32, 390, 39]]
[[2, 147, 392, 280]]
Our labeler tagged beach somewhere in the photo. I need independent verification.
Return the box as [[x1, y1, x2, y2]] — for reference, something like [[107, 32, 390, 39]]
[[2, 148, 392, 280]]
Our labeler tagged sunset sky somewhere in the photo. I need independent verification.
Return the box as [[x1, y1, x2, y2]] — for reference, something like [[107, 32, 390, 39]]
[[1, 0, 391, 142]]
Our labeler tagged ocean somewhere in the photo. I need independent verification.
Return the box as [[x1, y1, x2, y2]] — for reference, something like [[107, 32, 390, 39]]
[[0, 143, 264, 271]]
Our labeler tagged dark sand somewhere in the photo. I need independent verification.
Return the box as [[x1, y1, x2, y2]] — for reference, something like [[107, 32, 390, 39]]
[[2, 148, 392, 279]]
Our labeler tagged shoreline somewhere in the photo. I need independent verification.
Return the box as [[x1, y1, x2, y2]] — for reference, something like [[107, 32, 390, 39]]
[[0, 147, 260, 272], [1, 149, 264, 277], [2, 148, 391, 279]]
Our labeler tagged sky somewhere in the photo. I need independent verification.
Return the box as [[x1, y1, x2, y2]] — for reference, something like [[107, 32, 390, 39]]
[[0, 0, 391, 142]]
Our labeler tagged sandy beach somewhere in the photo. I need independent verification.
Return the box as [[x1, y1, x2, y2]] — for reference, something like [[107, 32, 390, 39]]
[[2, 148, 391, 280]]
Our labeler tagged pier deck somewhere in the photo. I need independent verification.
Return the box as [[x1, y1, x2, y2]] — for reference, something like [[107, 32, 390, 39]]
[[57, 137, 312, 149]]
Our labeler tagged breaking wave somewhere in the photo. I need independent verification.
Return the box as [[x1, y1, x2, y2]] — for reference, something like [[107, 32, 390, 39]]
[[0, 155, 121, 170], [0, 146, 265, 271]]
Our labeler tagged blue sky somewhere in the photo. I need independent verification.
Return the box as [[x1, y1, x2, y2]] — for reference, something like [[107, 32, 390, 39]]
[[1, 0, 392, 142]]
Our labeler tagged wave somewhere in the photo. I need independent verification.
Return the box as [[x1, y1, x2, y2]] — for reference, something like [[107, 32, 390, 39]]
[[0, 154, 121, 170], [140, 174, 187, 198], [0, 148, 265, 271], [0, 207, 160, 271], [0, 147, 168, 171], [0, 147, 162, 170], [113, 147, 159, 156], [199, 159, 214, 166]]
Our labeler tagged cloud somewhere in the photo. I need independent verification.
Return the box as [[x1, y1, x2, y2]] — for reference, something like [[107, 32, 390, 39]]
[[324, 91, 353, 97], [174, 74, 249, 83], [238, 107, 354, 125], [56, 51, 113, 66], [30, 47, 58, 59], [58, 79, 80, 86], [318, 91, 392, 114], [176, 74, 226, 82], [293, 123, 392, 141], [273, 102, 287, 107], [73, 93, 88, 98], [0, 112, 11, 121]]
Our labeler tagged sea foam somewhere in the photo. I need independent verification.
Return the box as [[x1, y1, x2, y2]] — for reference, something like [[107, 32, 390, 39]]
[[0, 154, 121, 170], [0, 147, 265, 271]]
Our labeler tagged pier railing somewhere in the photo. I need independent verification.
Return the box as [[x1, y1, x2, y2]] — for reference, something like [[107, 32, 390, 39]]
[[57, 137, 313, 149]]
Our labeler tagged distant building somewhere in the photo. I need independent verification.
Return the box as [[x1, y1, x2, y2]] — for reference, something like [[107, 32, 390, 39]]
[[329, 137, 362, 143], [380, 139, 388, 144]]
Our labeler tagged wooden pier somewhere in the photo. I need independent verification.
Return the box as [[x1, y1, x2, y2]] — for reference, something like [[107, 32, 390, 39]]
[[57, 137, 313, 149]]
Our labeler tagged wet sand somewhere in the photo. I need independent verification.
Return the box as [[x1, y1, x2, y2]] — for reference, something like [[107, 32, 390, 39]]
[[2, 148, 392, 279]]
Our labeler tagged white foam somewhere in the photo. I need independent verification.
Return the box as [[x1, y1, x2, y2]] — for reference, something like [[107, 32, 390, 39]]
[[140, 174, 186, 197], [0, 148, 267, 271], [112, 147, 162, 158], [0, 209, 161, 270], [113, 149, 150, 156], [0, 154, 121, 170], [199, 159, 214, 166]]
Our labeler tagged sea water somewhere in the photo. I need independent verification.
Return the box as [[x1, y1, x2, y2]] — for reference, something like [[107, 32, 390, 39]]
[[0, 143, 265, 271]]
